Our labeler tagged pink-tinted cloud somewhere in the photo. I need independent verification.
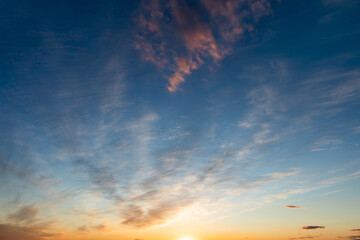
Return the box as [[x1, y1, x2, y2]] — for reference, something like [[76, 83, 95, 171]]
[[170, 0, 222, 61], [168, 56, 199, 92], [202, 0, 252, 41], [166, 0, 223, 92], [135, 0, 274, 92]]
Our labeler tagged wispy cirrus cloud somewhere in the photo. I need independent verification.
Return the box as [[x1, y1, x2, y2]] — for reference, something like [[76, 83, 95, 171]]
[[353, 127, 360, 134], [310, 137, 342, 152], [238, 85, 285, 129], [135, 0, 274, 92]]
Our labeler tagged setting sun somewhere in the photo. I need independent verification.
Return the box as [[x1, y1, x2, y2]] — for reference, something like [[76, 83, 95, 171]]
[[178, 236, 197, 240]]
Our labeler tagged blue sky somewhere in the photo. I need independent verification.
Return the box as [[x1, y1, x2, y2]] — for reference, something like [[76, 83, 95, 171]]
[[1, 1, 360, 240]]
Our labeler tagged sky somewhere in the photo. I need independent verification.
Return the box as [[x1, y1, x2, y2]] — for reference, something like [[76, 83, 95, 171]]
[[0, 0, 360, 240]]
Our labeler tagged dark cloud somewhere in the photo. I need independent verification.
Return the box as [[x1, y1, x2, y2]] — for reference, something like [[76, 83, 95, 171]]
[[302, 226, 325, 230], [7, 205, 39, 224], [285, 205, 301, 209], [0, 223, 61, 240]]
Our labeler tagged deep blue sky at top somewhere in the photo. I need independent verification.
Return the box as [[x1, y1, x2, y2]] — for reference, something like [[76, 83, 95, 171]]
[[1, 0, 360, 105], [1, 0, 360, 164]]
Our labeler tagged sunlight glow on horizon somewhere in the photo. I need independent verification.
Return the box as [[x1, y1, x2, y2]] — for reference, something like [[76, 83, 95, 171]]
[[178, 236, 197, 240]]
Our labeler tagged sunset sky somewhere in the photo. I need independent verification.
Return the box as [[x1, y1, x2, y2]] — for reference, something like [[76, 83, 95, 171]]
[[1, 0, 360, 240]]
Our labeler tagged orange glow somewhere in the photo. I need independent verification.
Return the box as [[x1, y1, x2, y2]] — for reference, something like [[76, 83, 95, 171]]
[[178, 236, 197, 240]]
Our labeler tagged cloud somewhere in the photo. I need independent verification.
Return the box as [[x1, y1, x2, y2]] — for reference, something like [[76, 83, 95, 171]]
[[0, 147, 56, 190], [238, 85, 285, 128], [353, 127, 360, 134], [319, 12, 334, 23], [339, 236, 360, 240], [202, 0, 272, 40], [302, 226, 325, 230], [0, 223, 61, 240], [2, 204, 60, 239], [121, 199, 195, 228], [7, 205, 39, 224], [310, 137, 342, 152], [266, 169, 299, 179], [78, 225, 89, 232], [304, 68, 360, 106], [78, 223, 110, 232], [93, 223, 110, 231], [74, 158, 122, 202], [323, 0, 358, 6], [285, 205, 301, 209], [289, 236, 317, 240], [135, 0, 274, 92]]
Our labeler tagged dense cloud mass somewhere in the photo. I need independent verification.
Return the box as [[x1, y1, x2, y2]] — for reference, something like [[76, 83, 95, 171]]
[[135, 0, 273, 92]]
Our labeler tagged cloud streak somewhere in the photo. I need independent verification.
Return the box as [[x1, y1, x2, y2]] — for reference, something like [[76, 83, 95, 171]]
[[289, 236, 317, 240], [285, 205, 302, 209], [302, 226, 325, 230]]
